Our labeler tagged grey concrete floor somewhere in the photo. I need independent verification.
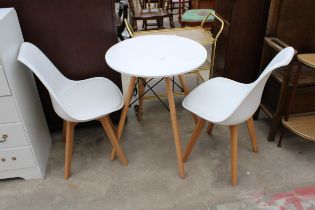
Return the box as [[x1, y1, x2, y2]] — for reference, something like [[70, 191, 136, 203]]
[[1, 94, 315, 210]]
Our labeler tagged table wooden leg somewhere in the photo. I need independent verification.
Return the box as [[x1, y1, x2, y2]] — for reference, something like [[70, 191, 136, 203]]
[[229, 125, 238, 186], [206, 123, 214, 135], [165, 77, 185, 179], [110, 76, 137, 160], [178, 75, 198, 124], [137, 77, 146, 121]]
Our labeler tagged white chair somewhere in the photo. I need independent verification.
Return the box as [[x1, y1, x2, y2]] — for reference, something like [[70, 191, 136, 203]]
[[182, 47, 294, 186], [18, 42, 128, 179]]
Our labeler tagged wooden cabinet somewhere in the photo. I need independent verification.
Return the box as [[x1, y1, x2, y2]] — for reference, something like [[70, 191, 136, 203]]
[[214, 0, 271, 83], [0, 0, 122, 130], [0, 8, 52, 180], [259, 0, 315, 141]]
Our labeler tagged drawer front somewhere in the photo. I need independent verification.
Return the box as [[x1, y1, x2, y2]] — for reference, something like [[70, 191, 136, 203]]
[[0, 96, 20, 124], [0, 123, 28, 149], [0, 147, 36, 172], [0, 62, 11, 96]]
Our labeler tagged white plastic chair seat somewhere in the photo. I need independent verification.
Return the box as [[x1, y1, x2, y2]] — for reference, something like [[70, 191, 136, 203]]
[[182, 77, 252, 125], [58, 78, 124, 122]]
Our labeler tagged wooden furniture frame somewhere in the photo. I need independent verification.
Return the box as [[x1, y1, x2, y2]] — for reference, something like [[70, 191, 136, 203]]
[[128, 0, 174, 30], [255, 37, 295, 141], [258, 0, 315, 141], [256, 37, 315, 142], [278, 54, 315, 146]]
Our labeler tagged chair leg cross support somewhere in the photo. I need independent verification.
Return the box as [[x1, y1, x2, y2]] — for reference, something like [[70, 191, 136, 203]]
[[64, 117, 128, 180], [183, 118, 206, 162]]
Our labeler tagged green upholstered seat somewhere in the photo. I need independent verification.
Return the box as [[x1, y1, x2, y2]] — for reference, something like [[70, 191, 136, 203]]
[[181, 9, 215, 22]]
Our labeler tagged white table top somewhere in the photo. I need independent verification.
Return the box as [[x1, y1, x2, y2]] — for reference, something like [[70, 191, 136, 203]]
[[105, 35, 207, 78]]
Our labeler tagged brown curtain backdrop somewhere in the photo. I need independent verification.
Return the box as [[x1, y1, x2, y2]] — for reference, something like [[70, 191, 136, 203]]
[[0, 0, 122, 130]]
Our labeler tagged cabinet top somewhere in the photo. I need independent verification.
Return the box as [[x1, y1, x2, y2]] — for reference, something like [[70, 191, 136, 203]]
[[0, 8, 13, 20]]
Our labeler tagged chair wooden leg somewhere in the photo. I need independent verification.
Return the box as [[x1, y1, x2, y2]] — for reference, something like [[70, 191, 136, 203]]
[[165, 77, 185, 178], [100, 116, 128, 166], [178, 75, 198, 124], [183, 118, 206, 162], [137, 77, 146, 121], [229, 125, 238, 186], [206, 123, 214, 135], [64, 121, 75, 180], [111, 76, 137, 160], [246, 117, 259, 152]]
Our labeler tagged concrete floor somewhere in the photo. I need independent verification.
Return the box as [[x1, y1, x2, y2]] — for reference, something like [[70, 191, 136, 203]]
[[1, 93, 315, 209]]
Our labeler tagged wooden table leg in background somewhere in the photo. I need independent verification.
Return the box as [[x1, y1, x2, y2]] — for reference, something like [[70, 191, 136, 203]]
[[165, 77, 185, 178], [111, 76, 137, 160], [137, 77, 146, 121]]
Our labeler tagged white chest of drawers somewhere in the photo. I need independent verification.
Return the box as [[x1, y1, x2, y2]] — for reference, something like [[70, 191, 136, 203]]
[[0, 8, 52, 180]]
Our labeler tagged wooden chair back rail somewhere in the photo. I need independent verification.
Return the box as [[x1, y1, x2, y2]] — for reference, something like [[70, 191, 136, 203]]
[[128, 0, 174, 30]]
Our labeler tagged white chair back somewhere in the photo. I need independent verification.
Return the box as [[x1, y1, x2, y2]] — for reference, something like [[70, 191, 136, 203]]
[[17, 42, 77, 121], [223, 47, 295, 125]]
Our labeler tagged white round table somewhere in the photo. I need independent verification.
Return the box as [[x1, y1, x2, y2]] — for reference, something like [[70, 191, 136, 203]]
[[105, 35, 207, 178], [106, 35, 207, 78]]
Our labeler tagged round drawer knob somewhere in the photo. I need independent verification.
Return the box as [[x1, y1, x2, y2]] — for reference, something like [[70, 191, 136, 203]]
[[0, 134, 8, 143], [12, 157, 16, 161], [1, 158, 6, 162]]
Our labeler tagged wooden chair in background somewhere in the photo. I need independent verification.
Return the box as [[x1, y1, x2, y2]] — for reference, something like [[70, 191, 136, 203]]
[[128, 0, 174, 30], [116, 0, 129, 40], [179, 0, 215, 27]]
